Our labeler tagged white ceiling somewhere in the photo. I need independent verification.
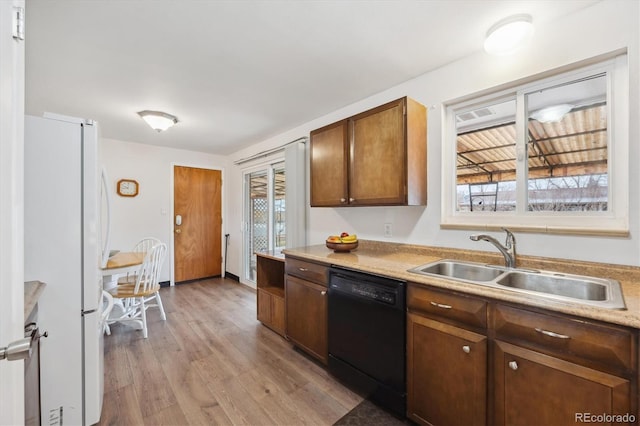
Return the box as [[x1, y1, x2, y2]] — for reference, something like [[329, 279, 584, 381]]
[[25, 0, 599, 155]]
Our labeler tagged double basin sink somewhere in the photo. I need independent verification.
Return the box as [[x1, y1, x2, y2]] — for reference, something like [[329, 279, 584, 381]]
[[408, 259, 626, 310]]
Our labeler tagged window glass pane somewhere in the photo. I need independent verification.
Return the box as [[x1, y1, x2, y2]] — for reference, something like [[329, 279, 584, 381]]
[[456, 99, 517, 212], [526, 74, 608, 211], [273, 165, 286, 250], [248, 170, 268, 282]]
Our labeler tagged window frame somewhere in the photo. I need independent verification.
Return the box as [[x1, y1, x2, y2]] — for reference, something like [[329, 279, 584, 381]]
[[441, 54, 629, 236], [242, 159, 286, 285]]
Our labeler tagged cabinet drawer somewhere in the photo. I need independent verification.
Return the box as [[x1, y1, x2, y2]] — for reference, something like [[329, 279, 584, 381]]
[[492, 304, 634, 373], [285, 257, 328, 286], [408, 284, 487, 329]]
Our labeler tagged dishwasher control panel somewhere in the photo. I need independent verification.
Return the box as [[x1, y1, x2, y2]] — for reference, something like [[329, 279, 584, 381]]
[[329, 270, 404, 307]]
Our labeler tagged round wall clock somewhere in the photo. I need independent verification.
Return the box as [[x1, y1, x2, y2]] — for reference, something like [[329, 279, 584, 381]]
[[116, 179, 139, 197]]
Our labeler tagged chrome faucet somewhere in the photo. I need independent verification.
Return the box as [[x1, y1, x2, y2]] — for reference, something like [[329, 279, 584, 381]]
[[470, 228, 517, 268]]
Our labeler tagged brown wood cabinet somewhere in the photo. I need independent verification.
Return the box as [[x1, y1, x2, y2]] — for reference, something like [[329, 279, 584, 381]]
[[494, 340, 631, 426], [491, 303, 637, 426], [284, 257, 328, 364], [310, 97, 427, 207], [407, 284, 488, 425], [407, 313, 487, 426], [407, 283, 638, 425], [256, 253, 285, 336]]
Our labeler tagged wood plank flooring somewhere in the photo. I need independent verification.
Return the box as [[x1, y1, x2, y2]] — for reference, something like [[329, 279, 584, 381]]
[[99, 278, 363, 425]]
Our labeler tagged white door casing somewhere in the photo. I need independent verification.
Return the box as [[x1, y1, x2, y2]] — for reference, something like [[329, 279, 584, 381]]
[[0, 0, 26, 425]]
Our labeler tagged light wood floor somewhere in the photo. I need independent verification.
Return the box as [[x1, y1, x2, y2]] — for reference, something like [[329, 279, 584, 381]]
[[98, 278, 363, 425]]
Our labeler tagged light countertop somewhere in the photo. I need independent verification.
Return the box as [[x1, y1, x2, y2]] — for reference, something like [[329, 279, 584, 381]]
[[283, 240, 640, 329]]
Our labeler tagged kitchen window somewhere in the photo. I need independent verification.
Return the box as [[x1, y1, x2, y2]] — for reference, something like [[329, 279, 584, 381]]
[[442, 54, 629, 235]]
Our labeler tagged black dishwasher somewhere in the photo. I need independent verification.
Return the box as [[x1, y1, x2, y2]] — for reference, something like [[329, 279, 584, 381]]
[[328, 266, 406, 417]]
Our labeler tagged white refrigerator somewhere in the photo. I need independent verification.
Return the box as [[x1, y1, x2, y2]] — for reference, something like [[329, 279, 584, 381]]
[[24, 113, 111, 426]]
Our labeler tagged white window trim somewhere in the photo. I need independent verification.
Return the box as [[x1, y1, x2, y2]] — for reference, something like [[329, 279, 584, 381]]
[[441, 54, 629, 236]]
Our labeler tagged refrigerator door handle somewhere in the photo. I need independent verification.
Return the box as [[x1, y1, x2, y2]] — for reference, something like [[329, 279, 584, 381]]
[[100, 167, 112, 268]]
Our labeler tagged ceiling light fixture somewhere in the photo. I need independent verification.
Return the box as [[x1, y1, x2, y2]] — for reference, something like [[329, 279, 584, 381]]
[[530, 104, 574, 123], [137, 110, 178, 132], [484, 14, 534, 56]]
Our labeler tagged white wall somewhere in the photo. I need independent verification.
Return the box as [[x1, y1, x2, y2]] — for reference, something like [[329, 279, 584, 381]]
[[100, 138, 230, 282], [228, 1, 640, 268]]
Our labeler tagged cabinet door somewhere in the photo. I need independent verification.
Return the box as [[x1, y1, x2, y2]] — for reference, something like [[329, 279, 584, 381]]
[[350, 98, 406, 205], [310, 120, 349, 206], [285, 275, 328, 363], [257, 288, 272, 324], [407, 313, 487, 426], [494, 340, 631, 426], [257, 289, 285, 336], [271, 294, 285, 335]]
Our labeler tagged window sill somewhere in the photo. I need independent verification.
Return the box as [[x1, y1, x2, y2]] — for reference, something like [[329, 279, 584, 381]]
[[440, 222, 629, 238]]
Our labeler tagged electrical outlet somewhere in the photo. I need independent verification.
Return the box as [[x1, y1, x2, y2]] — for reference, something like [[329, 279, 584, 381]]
[[384, 223, 392, 237]]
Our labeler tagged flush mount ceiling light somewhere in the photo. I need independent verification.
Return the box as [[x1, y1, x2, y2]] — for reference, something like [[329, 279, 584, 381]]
[[137, 110, 178, 132], [530, 104, 574, 123], [484, 14, 534, 56]]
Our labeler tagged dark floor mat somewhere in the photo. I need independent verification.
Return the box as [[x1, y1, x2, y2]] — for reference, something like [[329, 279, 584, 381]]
[[333, 399, 413, 425]]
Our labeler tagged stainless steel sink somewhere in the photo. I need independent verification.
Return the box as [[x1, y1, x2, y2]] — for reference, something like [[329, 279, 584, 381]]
[[496, 271, 608, 301], [408, 259, 626, 309], [410, 260, 504, 282]]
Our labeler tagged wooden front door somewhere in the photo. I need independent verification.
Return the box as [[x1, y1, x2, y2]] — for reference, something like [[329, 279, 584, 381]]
[[174, 166, 222, 282]]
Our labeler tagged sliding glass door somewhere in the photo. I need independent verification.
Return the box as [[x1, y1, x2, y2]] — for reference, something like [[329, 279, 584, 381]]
[[244, 162, 286, 284]]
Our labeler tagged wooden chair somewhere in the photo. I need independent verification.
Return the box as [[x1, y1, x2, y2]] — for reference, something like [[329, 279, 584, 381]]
[[132, 237, 162, 254], [107, 242, 167, 338], [118, 237, 162, 284]]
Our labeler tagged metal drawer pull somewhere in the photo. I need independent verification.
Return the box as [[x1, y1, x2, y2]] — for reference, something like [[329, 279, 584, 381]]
[[508, 361, 518, 371], [430, 301, 452, 309], [462, 345, 470, 354], [298, 267, 308, 272], [535, 327, 570, 339]]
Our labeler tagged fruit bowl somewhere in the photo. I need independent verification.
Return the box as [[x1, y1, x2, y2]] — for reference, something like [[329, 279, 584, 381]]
[[326, 240, 359, 252]]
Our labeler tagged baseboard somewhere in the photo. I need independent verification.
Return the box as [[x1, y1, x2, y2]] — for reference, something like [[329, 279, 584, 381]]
[[225, 272, 240, 282], [159, 273, 240, 287]]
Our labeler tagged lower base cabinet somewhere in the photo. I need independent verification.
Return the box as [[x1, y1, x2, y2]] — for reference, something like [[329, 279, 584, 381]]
[[257, 288, 285, 336], [494, 340, 631, 426], [285, 274, 328, 364], [407, 312, 487, 426], [406, 284, 637, 426]]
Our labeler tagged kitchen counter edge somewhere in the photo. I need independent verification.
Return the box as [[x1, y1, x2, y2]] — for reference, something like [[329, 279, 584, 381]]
[[283, 241, 640, 329]]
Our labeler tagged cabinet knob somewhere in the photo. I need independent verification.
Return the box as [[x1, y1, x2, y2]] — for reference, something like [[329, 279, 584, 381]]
[[508, 361, 518, 371], [175, 229, 181, 234], [321, 291, 326, 296], [462, 345, 470, 354], [340, 198, 346, 203], [349, 198, 355, 202]]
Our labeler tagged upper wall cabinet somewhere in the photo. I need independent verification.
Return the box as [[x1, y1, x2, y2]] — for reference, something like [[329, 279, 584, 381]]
[[310, 97, 427, 207]]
